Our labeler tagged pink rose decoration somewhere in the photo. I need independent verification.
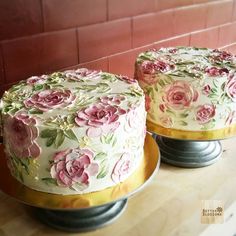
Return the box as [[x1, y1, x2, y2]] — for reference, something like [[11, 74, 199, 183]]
[[195, 104, 216, 124], [50, 148, 99, 187], [118, 75, 137, 84], [141, 60, 174, 75], [226, 76, 236, 101], [65, 68, 100, 81], [4, 112, 41, 158], [163, 80, 198, 110], [75, 103, 126, 137], [203, 84, 211, 95], [27, 76, 46, 85], [100, 95, 125, 105], [205, 67, 229, 76], [159, 104, 165, 112], [145, 94, 151, 111], [213, 49, 233, 61], [225, 111, 236, 126], [112, 153, 133, 183], [24, 89, 76, 111], [169, 48, 177, 53]]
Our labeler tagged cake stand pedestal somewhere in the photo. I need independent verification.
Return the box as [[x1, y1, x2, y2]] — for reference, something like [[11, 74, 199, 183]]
[[0, 134, 160, 232], [148, 121, 236, 168], [33, 199, 127, 232]]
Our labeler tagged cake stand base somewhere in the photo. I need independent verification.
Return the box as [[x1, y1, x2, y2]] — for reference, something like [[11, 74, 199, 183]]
[[34, 199, 127, 232], [155, 136, 222, 168]]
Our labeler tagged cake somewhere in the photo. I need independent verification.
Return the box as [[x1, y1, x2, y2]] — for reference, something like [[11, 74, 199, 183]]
[[1, 68, 146, 195], [135, 47, 236, 131]]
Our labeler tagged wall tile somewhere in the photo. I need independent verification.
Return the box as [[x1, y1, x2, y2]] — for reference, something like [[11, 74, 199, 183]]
[[78, 19, 132, 63], [206, 1, 233, 27], [0, 0, 43, 41], [174, 4, 207, 35], [218, 22, 236, 48], [156, 0, 193, 11], [43, 0, 107, 31], [232, 0, 236, 21], [132, 10, 174, 48], [0, 47, 4, 85], [108, 0, 155, 20], [2, 29, 78, 83], [78, 58, 108, 72], [154, 34, 190, 48], [221, 43, 236, 54], [190, 27, 219, 49]]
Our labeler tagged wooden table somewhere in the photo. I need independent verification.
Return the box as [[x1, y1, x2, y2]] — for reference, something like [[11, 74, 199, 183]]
[[1, 137, 236, 236]]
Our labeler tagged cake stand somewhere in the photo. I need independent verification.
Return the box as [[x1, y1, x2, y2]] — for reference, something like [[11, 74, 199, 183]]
[[147, 121, 236, 168], [0, 134, 160, 232]]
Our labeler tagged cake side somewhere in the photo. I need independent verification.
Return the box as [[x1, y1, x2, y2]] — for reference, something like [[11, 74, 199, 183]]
[[1, 69, 146, 195], [135, 47, 236, 131]]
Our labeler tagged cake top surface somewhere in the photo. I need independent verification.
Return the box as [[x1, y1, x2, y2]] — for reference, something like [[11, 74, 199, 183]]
[[136, 46, 236, 80], [1, 68, 144, 126]]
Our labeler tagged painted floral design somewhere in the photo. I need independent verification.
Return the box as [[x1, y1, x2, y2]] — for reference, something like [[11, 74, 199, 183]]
[[50, 148, 99, 188], [100, 95, 125, 105], [226, 76, 236, 101], [117, 75, 137, 84], [65, 68, 101, 81], [75, 103, 126, 138], [163, 80, 198, 110], [205, 67, 229, 76], [159, 115, 173, 128], [213, 49, 233, 61], [24, 89, 76, 111], [202, 84, 211, 95], [195, 104, 216, 124], [111, 153, 133, 183], [145, 94, 151, 111], [4, 112, 41, 158], [27, 75, 47, 85], [225, 110, 236, 126]]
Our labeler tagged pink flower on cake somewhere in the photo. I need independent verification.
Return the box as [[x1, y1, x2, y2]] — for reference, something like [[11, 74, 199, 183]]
[[145, 94, 151, 111], [202, 84, 211, 95], [213, 49, 233, 61], [117, 75, 137, 84], [111, 153, 133, 183], [27, 76, 46, 85], [75, 103, 126, 138], [100, 95, 125, 105], [159, 104, 165, 112], [225, 111, 236, 126], [50, 148, 99, 187], [24, 89, 76, 111], [205, 67, 229, 76], [65, 68, 101, 80], [159, 115, 173, 128], [163, 80, 199, 110], [195, 104, 216, 124], [226, 76, 236, 101], [141, 60, 174, 75], [4, 112, 41, 158]]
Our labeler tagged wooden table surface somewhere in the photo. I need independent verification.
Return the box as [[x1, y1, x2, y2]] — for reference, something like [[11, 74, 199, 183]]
[[1, 137, 236, 236]]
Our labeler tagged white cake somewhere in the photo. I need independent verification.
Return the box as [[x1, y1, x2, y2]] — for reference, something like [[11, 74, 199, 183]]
[[1, 68, 146, 195], [135, 47, 236, 131]]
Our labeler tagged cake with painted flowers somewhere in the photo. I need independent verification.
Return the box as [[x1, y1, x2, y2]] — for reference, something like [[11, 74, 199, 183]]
[[135, 47, 236, 131], [1, 68, 146, 195]]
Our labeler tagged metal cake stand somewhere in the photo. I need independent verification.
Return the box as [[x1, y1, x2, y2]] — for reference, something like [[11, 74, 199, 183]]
[[147, 121, 236, 168], [0, 134, 160, 232]]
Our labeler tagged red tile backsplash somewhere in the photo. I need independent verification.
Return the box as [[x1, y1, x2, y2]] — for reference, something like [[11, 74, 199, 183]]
[[132, 10, 174, 48], [108, 0, 155, 20], [218, 22, 236, 47], [78, 18, 132, 63], [2, 29, 78, 83], [206, 1, 233, 27], [190, 27, 219, 49], [43, 0, 107, 31], [0, 0, 43, 41], [174, 4, 207, 35], [0, 0, 235, 89]]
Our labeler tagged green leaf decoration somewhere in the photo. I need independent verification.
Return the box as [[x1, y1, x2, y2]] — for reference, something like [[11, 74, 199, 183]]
[[46, 137, 55, 147], [112, 137, 117, 147], [100, 135, 106, 144], [97, 160, 109, 179], [94, 152, 107, 161], [40, 129, 57, 138], [42, 178, 57, 185], [101, 73, 117, 82], [33, 84, 44, 91], [64, 129, 78, 141], [178, 120, 188, 126], [55, 130, 65, 148], [179, 113, 189, 118], [29, 108, 43, 114], [166, 108, 176, 116], [97, 83, 111, 93], [19, 172, 24, 183]]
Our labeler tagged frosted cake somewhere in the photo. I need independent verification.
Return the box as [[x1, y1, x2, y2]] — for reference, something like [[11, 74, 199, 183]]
[[1, 68, 146, 195], [135, 47, 236, 131]]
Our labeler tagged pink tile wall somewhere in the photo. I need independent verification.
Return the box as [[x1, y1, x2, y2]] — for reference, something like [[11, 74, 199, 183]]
[[0, 0, 236, 95]]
